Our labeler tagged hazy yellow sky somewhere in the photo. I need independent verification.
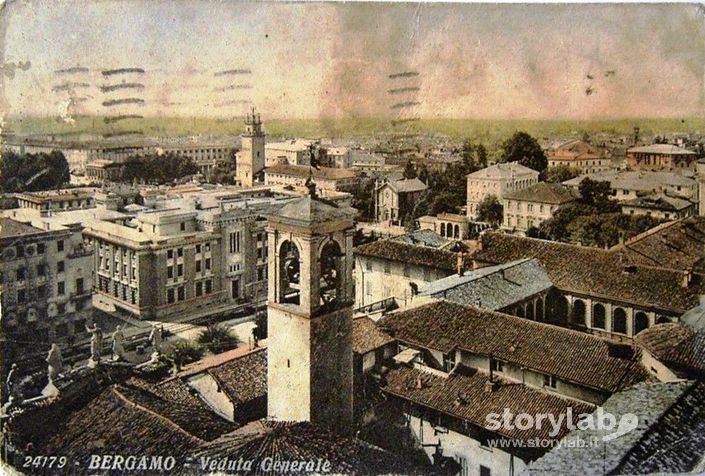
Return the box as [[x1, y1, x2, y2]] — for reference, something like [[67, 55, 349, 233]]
[[2, 1, 704, 120]]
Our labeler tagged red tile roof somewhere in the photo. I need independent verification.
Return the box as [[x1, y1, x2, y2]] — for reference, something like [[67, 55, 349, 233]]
[[208, 348, 267, 406], [382, 364, 594, 441], [635, 323, 705, 375], [352, 316, 395, 355], [355, 239, 473, 272], [380, 301, 650, 393]]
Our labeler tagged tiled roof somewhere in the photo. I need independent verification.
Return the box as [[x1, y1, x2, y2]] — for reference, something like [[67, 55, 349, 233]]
[[612, 380, 705, 475], [355, 239, 473, 272], [472, 233, 705, 313], [419, 258, 553, 310], [386, 177, 427, 193], [635, 323, 705, 375], [523, 381, 704, 476], [503, 182, 579, 204], [190, 420, 438, 476], [45, 386, 203, 458], [550, 139, 604, 156], [614, 217, 705, 273], [621, 193, 693, 211], [382, 364, 594, 441], [628, 144, 696, 155], [208, 348, 267, 406], [122, 377, 237, 440], [352, 316, 395, 355], [467, 163, 539, 180], [562, 170, 696, 190], [0, 217, 46, 239], [391, 229, 450, 249], [379, 301, 649, 393], [269, 196, 357, 225]]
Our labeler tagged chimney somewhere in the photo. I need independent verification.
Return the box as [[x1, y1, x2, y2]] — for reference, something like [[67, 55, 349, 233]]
[[484, 380, 498, 393], [415, 375, 424, 389]]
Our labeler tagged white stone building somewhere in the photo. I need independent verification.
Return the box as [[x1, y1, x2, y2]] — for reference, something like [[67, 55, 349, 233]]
[[503, 182, 579, 233], [466, 163, 539, 219]]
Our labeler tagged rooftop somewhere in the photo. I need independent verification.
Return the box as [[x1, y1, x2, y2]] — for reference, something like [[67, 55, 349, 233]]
[[355, 239, 473, 272], [419, 258, 553, 311], [391, 229, 451, 249], [380, 177, 428, 193], [467, 163, 539, 180], [627, 144, 697, 155], [382, 364, 594, 441], [523, 381, 705, 476], [0, 217, 47, 239], [352, 316, 395, 355], [267, 195, 357, 228], [208, 348, 267, 407], [380, 300, 650, 393], [503, 182, 579, 204], [472, 232, 705, 313], [635, 323, 705, 376], [621, 193, 693, 211], [563, 170, 695, 189]]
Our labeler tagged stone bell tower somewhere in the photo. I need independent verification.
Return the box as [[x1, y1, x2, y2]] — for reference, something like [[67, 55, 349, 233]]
[[237, 107, 265, 187], [265, 188, 356, 435]]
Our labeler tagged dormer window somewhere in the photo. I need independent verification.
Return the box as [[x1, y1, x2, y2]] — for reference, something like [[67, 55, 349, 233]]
[[490, 358, 504, 373], [543, 374, 557, 389]]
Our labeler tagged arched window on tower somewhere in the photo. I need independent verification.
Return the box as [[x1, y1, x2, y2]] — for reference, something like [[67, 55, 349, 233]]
[[320, 240, 344, 309], [279, 240, 300, 305]]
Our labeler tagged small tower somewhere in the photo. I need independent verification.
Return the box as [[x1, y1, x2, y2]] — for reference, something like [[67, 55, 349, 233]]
[[266, 190, 357, 435], [237, 107, 265, 187]]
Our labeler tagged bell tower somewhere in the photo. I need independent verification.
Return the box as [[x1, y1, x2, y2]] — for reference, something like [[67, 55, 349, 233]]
[[237, 107, 265, 187], [266, 190, 356, 435]]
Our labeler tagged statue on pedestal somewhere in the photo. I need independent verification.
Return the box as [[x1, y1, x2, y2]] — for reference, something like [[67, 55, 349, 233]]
[[46, 344, 63, 381], [112, 325, 125, 361], [6, 363, 19, 401], [85, 322, 104, 367], [149, 324, 163, 360]]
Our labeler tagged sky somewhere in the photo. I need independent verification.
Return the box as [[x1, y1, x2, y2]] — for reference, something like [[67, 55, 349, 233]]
[[1, 1, 705, 120]]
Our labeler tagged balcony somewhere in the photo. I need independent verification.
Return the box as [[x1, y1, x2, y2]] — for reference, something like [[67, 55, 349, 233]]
[[68, 245, 94, 259]]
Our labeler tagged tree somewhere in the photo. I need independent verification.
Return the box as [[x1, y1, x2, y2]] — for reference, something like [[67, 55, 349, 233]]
[[252, 309, 267, 340], [477, 194, 503, 226], [474, 144, 488, 169], [196, 324, 240, 354], [402, 160, 417, 179], [166, 339, 204, 367], [350, 178, 376, 221], [499, 131, 547, 174], [461, 139, 475, 170], [546, 165, 581, 183], [1, 150, 70, 193], [578, 178, 618, 213]]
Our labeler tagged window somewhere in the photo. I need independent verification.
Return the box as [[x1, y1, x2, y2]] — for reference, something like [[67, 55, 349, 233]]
[[543, 374, 557, 389], [196, 260, 202, 272], [613, 308, 627, 334], [167, 265, 174, 279], [57, 240, 64, 252], [180, 222, 186, 231], [177, 248, 183, 258], [593, 303, 606, 329], [257, 267, 264, 281], [205, 258, 211, 270], [57, 303, 66, 314], [16, 268, 26, 280], [403, 265, 410, 277], [196, 244, 201, 254], [384, 261, 391, 274], [76, 278, 84, 294], [168, 250, 173, 259], [196, 282, 203, 297], [366, 261, 372, 271], [37, 243, 45, 254], [490, 358, 504, 373], [17, 289, 26, 304], [480, 465, 491, 476], [177, 286, 185, 301], [167, 288, 175, 304], [57, 282, 65, 295], [177, 264, 183, 277], [205, 280, 212, 294], [205, 243, 211, 252]]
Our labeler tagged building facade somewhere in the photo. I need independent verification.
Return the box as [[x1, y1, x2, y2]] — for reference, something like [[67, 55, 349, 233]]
[[625, 144, 698, 171], [502, 182, 579, 233], [264, 164, 358, 194], [547, 139, 612, 174], [466, 163, 539, 219], [236, 110, 266, 187], [374, 177, 427, 226], [1, 217, 93, 344]]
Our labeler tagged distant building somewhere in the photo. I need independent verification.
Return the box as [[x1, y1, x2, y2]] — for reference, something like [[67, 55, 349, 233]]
[[236, 109, 266, 187], [264, 164, 359, 194], [158, 143, 234, 178], [15, 188, 98, 213], [563, 169, 696, 202], [621, 194, 695, 220], [326, 146, 352, 169], [466, 163, 539, 219], [418, 212, 472, 240], [1, 217, 93, 344], [547, 139, 612, 174], [264, 139, 313, 167], [374, 177, 427, 226], [502, 182, 579, 233], [625, 143, 697, 171]]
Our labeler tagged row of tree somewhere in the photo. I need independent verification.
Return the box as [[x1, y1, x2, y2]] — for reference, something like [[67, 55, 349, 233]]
[[1, 150, 70, 193], [111, 153, 199, 184]]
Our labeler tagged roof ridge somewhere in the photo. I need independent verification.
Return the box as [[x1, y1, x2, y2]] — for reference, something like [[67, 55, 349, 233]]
[[112, 385, 206, 443]]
